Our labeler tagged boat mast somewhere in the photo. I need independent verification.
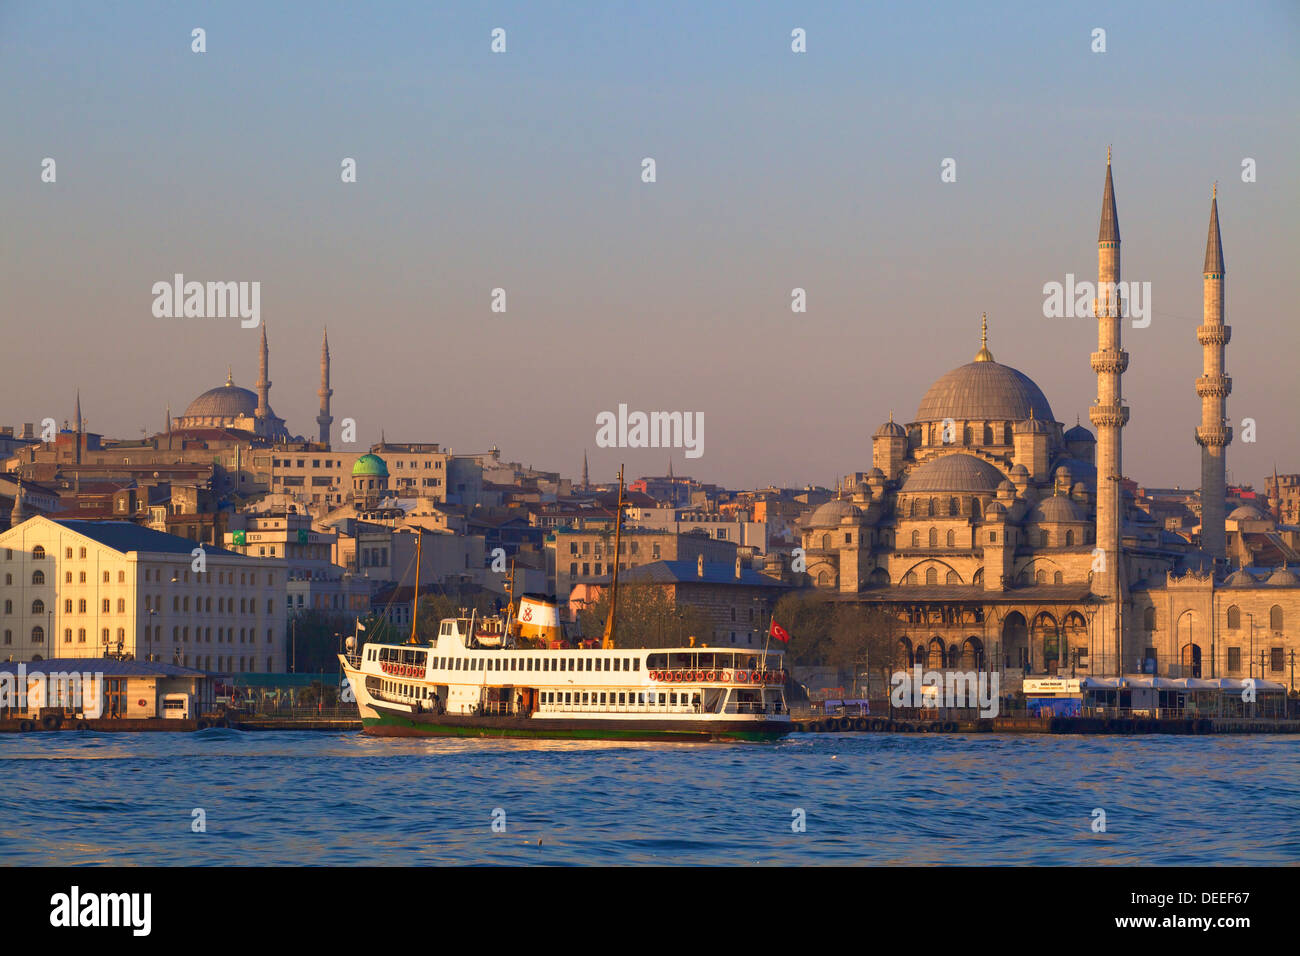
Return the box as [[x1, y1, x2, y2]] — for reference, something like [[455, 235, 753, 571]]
[[407, 530, 422, 644], [601, 464, 625, 650]]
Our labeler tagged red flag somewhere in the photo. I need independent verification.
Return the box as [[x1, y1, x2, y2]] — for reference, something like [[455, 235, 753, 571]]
[[769, 620, 791, 643]]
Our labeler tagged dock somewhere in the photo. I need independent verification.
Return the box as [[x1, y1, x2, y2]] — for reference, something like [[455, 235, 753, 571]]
[[792, 715, 1300, 735]]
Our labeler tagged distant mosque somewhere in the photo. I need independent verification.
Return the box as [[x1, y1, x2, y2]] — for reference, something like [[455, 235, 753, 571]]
[[172, 325, 334, 445]]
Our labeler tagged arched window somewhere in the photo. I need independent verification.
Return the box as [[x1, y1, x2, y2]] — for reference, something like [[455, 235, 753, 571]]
[[925, 567, 938, 585], [946, 529, 955, 548], [1065, 530, 1075, 546], [1227, 605, 1240, 629], [1270, 605, 1284, 630], [929, 528, 938, 547], [31, 570, 44, 585], [948, 498, 958, 516], [1035, 569, 1046, 584], [1053, 571, 1063, 584], [928, 498, 937, 516], [903, 571, 918, 585], [911, 530, 920, 547], [821, 534, 831, 551], [31, 600, 44, 615], [31, 546, 45, 560], [31, 626, 44, 643], [946, 570, 961, 584], [983, 424, 994, 445], [3, 600, 10, 614], [1039, 531, 1049, 548]]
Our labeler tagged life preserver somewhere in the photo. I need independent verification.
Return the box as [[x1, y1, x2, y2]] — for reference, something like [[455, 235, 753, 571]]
[[721, 670, 731, 682], [672, 671, 682, 682], [736, 671, 748, 683], [751, 671, 761, 683], [705, 671, 716, 682]]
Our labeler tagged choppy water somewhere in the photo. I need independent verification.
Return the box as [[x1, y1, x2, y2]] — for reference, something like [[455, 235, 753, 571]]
[[1, 730, 1296, 865]]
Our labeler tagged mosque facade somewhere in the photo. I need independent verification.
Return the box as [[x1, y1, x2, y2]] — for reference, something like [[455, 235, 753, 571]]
[[800, 158, 1299, 686]]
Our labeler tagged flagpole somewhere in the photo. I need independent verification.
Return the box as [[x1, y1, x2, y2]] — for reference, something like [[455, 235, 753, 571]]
[[760, 607, 771, 674]]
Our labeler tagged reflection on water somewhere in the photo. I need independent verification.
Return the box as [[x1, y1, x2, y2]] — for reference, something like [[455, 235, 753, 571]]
[[0, 732, 1295, 865]]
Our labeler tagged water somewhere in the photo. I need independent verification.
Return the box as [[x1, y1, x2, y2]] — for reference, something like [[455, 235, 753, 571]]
[[1, 731, 1296, 865]]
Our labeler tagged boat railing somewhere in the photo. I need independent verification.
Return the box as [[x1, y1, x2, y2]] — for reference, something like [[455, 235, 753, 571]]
[[543, 702, 706, 716]]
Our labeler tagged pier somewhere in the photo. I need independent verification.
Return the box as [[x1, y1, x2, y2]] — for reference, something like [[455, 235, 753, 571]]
[[791, 715, 1300, 735]]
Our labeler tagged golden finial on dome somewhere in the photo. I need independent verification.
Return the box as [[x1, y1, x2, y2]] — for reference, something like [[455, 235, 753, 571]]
[[974, 312, 994, 362], [226, 366, 234, 386]]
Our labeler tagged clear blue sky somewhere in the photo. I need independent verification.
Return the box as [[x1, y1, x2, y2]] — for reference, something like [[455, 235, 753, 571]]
[[2, 0, 1297, 490]]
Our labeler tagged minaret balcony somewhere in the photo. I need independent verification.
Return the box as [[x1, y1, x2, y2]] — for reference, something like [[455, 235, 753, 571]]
[[1089, 350, 1129, 374], [1196, 324, 1231, 346], [1088, 403, 1130, 428], [1195, 375, 1232, 398], [1195, 424, 1232, 447]]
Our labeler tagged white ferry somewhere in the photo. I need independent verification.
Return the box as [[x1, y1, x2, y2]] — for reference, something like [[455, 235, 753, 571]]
[[339, 469, 791, 742]]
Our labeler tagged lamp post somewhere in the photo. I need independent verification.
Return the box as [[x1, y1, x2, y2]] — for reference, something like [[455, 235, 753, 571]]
[[1247, 612, 1255, 678]]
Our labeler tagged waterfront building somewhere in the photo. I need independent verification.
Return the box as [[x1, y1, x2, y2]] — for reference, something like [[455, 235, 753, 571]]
[[548, 527, 739, 603], [223, 512, 371, 616], [798, 157, 1300, 684], [0, 516, 287, 672]]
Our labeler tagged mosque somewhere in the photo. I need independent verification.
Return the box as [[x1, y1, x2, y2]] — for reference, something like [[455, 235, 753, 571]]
[[801, 156, 1298, 684], [172, 325, 333, 445]]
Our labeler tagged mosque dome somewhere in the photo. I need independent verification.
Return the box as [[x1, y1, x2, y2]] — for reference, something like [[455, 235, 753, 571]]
[[902, 454, 1005, 494], [1014, 413, 1052, 435], [183, 377, 261, 421], [1228, 505, 1265, 521], [352, 454, 389, 478], [1266, 567, 1299, 587], [1029, 494, 1086, 524], [1224, 568, 1258, 588], [874, 418, 907, 439], [1064, 422, 1095, 443], [808, 499, 862, 527], [915, 360, 1056, 424]]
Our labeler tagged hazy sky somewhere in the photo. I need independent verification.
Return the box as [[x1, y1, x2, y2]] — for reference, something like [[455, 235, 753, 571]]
[[3, 1, 1297, 491]]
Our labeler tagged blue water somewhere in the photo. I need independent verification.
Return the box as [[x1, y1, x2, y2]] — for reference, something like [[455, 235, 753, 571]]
[[1, 731, 1296, 865]]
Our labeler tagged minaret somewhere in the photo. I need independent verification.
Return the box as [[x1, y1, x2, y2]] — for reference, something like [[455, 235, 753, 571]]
[[1196, 184, 1231, 560], [316, 328, 333, 447], [10, 478, 30, 528], [165, 403, 172, 450], [1088, 149, 1129, 669], [581, 451, 590, 491], [255, 323, 271, 428], [74, 389, 83, 465]]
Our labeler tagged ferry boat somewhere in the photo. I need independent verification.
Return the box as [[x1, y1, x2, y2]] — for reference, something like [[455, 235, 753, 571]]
[[339, 468, 791, 742]]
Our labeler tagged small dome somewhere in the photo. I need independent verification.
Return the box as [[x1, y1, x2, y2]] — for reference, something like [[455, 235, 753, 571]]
[[867, 467, 886, 481], [352, 453, 389, 478], [901, 454, 1005, 494], [1266, 566, 1299, 586], [1029, 494, 1085, 524], [1014, 414, 1052, 435], [1064, 422, 1095, 443], [1054, 464, 1073, 481], [808, 499, 862, 527], [1228, 505, 1265, 521], [984, 499, 1009, 518], [1224, 568, 1257, 588], [1010, 464, 1029, 478], [997, 479, 1016, 495], [874, 419, 907, 439]]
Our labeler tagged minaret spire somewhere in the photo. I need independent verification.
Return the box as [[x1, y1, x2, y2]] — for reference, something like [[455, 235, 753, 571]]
[[1089, 150, 1129, 674], [581, 450, 590, 491], [74, 389, 83, 466], [974, 312, 994, 362], [316, 327, 333, 447], [255, 323, 271, 428], [1196, 186, 1231, 561]]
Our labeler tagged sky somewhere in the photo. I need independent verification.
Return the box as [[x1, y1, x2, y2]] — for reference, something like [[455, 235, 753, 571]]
[[2, 0, 1297, 491]]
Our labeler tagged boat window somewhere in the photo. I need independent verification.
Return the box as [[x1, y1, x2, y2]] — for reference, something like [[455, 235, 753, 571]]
[[602, 659, 610, 671], [632, 659, 640, 671], [564, 692, 571, 704], [618, 692, 626, 705], [658, 693, 666, 706], [585, 659, 593, 671], [612, 658, 621, 672]]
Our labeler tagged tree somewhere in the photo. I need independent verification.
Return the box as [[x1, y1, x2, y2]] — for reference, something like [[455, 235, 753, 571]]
[[576, 585, 713, 648], [285, 609, 356, 673]]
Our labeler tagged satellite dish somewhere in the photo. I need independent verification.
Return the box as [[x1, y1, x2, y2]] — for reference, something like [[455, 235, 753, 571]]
[[345, 636, 356, 651]]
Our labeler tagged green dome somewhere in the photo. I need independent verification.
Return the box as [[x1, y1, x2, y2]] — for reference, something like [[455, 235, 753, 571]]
[[352, 453, 389, 478]]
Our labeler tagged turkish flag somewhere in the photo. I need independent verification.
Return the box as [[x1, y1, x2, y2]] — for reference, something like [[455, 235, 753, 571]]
[[769, 620, 791, 643]]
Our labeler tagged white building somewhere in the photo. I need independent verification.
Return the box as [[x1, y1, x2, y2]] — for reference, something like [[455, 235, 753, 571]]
[[0, 516, 287, 672]]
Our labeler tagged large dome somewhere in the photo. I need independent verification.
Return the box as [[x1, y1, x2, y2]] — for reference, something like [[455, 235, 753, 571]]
[[915, 360, 1055, 424], [902, 454, 1006, 494], [183, 381, 260, 420]]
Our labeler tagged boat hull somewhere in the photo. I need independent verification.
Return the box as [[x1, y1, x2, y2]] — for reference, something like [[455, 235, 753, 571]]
[[363, 705, 790, 742]]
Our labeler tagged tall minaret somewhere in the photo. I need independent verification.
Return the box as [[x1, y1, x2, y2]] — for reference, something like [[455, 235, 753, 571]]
[[1196, 184, 1231, 559], [74, 389, 83, 465], [316, 327, 333, 447], [255, 323, 271, 427], [1088, 149, 1129, 668], [581, 450, 589, 491]]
